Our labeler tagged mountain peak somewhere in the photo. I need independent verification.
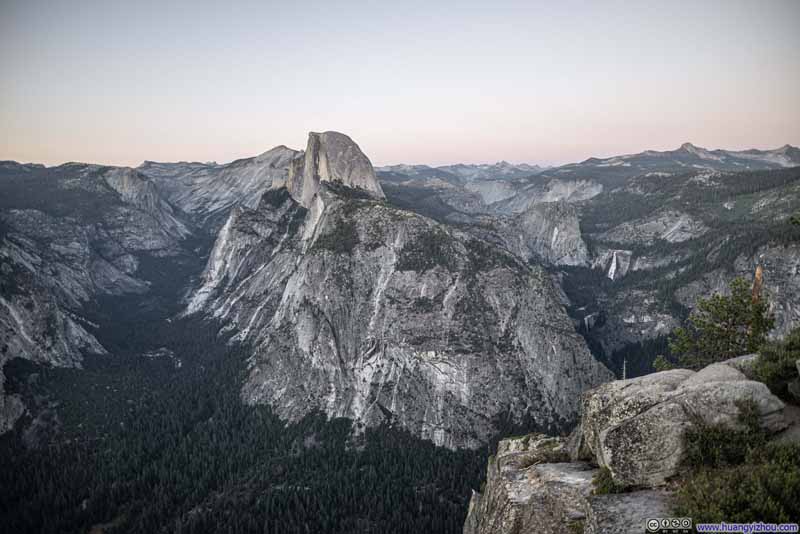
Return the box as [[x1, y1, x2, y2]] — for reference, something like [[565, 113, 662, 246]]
[[254, 144, 299, 164], [283, 131, 384, 207]]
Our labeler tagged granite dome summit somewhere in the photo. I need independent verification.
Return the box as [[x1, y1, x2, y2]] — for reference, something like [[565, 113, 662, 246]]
[[279, 131, 385, 207]]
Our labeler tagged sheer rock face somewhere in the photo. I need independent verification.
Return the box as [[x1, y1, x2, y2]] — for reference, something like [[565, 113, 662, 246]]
[[187, 181, 611, 448], [498, 202, 590, 267], [580, 361, 786, 487], [463, 433, 673, 534], [282, 131, 385, 208]]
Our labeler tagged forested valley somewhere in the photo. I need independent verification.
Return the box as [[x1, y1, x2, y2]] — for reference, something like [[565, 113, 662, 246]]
[[0, 254, 495, 534]]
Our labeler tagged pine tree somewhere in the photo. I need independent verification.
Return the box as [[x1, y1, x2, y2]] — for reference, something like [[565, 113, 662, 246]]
[[670, 277, 775, 368]]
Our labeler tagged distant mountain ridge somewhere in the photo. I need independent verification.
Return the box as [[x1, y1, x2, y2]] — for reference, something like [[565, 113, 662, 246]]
[[378, 142, 800, 217], [378, 161, 545, 183], [544, 142, 800, 186], [379, 143, 800, 186]]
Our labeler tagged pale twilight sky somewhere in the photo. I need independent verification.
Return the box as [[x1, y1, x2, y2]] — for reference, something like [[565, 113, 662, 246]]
[[1, 0, 799, 168]]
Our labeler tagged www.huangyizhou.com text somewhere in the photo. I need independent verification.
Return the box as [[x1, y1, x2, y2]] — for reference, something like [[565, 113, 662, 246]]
[[695, 522, 799, 533]]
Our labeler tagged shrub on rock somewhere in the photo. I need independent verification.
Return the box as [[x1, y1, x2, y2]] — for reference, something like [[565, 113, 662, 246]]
[[675, 442, 800, 523]]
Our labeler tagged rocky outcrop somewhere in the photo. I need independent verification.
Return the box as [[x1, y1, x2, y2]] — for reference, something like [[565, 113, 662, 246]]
[[281, 131, 385, 208], [463, 434, 672, 534], [580, 362, 786, 487], [465, 356, 789, 533]]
